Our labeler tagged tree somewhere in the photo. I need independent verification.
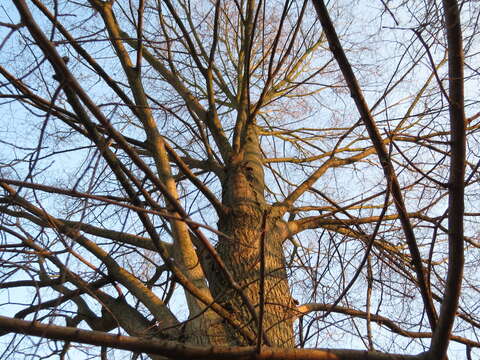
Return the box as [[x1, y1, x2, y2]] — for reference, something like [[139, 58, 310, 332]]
[[0, 0, 477, 359]]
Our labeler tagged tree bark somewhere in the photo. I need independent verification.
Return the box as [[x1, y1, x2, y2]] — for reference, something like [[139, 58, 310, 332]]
[[209, 124, 295, 347]]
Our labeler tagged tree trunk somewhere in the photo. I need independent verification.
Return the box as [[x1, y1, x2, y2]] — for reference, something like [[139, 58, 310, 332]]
[[211, 125, 295, 347], [215, 209, 295, 347]]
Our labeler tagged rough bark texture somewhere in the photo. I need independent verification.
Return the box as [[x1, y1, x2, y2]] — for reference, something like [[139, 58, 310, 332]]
[[209, 125, 295, 347], [215, 209, 295, 347]]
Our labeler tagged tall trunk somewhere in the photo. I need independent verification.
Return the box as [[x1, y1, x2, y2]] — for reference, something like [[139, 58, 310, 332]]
[[212, 125, 295, 347]]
